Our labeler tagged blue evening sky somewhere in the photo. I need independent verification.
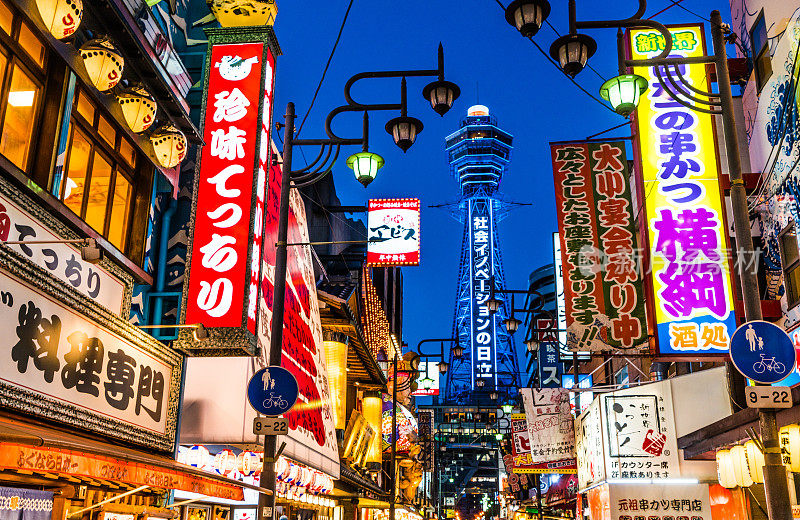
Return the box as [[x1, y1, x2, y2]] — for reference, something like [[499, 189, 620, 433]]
[[271, 0, 731, 364]]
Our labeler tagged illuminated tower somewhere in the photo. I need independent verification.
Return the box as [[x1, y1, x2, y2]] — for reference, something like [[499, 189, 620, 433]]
[[444, 105, 519, 404]]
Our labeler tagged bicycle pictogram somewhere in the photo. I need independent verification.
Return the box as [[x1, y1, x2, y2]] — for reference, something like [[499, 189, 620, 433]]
[[752, 354, 786, 375], [262, 393, 289, 410]]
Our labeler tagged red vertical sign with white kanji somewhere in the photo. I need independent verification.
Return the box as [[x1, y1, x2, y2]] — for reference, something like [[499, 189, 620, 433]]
[[185, 42, 264, 331]]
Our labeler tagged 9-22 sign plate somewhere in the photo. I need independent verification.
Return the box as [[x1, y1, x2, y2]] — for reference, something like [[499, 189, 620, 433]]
[[253, 416, 289, 435], [745, 386, 792, 409]]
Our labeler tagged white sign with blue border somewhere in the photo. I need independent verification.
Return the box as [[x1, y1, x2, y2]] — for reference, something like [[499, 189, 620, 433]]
[[730, 320, 797, 384], [247, 366, 299, 416]]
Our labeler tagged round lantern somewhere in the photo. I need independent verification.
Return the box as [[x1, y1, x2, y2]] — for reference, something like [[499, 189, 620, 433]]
[[35, 0, 82, 39], [213, 449, 238, 476], [715, 449, 737, 489], [117, 85, 156, 133], [207, 0, 277, 27], [276, 456, 289, 480], [237, 451, 260, 476], [780, 424, 800, 471], [150, 124, 187, 168], [744, 440, 765, 484], [185, 445, 210, 468], [729, 445, 753, 488], [286, 463, 301, 485], [300, 467, 314, 488], [80, 37, 124, 92]]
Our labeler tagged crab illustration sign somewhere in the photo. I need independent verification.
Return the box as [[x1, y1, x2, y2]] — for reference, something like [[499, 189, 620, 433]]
[[730, 321, 796, 384], [247, 366, 299, 416], [366, 198, 420, 266]]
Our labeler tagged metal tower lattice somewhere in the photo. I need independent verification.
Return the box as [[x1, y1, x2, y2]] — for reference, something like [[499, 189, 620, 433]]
[[443, 105, 520, 404]]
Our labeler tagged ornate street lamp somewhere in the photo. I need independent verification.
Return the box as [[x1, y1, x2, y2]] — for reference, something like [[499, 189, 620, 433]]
[[502, 404, 513, 414], [422, 44, 461, 116], [549, 33, 597, 78], [504, 0, 551, 37], [346, 152, 384, 187], [476, 379, 486, 388], [503, 316, 522, 334], [599, 74, 648, 117], [452, 345, 464, 358], [485, 295, 502, 314], [525, 337, 539, 353], [438, 360, 449, 374], [489, 391, 499, 401]]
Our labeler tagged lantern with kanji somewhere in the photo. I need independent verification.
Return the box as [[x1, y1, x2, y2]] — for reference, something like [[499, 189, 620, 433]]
[[150, 123, 186, 168], [117, 85, 157, 133], [35, 0, 82, 39], [213, 449, 237, 476], [780, 424, 800, 471], [716, 449, 737, 489], [237, 451, 260, 477], [80, 37, 123, 92], [184, 445, 210, 468]]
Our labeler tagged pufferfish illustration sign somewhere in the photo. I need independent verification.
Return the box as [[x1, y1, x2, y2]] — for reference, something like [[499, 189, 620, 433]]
[[367, 198, 421, 266]]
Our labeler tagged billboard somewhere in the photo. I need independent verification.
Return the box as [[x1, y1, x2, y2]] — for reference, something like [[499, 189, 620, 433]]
[[629, 25, 736, 356], [551, 140, 648, 351], [181, 40, 275, 353], [469, 198, 498, 389], [367, 198, 420, 266], [412, 362, 440, 396]]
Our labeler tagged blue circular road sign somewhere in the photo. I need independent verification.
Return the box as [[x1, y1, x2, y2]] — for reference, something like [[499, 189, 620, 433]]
[[730, 320, 796, 384], [247, 366, 299, 416]]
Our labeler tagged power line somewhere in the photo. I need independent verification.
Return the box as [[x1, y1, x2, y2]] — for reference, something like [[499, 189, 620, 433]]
[[664, 0, 711, 23], [295, 0, 356, 138]]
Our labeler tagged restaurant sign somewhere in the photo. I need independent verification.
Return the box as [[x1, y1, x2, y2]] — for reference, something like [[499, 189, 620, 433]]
[[629, 25, 736, 356], [367, 198, 421, 266], [551, 140, 647, 351], [0, 249, 181, 451], [179, 34, 276, 355]]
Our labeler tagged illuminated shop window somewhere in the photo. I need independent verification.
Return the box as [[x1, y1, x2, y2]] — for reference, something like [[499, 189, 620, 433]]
[[61, 88, 141, 254], [779, 223, 800, 309], [0, 1, 46, 172]]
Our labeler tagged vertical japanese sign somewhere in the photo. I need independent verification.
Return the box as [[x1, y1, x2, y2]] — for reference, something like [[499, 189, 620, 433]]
[[181, 38, 275, 353], [258, 162, 340, 478], [519, 388, 577, 473], [552, 232, 572, 359], [551, 141, 647, 352], [536, 318, 563, 387], [469, 198, 497, 389], [366, 198, 420, 266], [630, 25, 736, 356]]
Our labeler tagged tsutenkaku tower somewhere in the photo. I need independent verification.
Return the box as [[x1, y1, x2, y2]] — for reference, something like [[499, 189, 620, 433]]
[[444, 105, 520, 404]]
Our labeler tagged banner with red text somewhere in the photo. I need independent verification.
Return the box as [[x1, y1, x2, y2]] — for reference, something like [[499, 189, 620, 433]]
[[551, 140, 647, 351], [519, 388, 577, 473]]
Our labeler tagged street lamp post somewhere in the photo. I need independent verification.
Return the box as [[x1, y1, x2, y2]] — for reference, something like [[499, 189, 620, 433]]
[[261, 47, 459, 520], [502, 1, 789, 518]]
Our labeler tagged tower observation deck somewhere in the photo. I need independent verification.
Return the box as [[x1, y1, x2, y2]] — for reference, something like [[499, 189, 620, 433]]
[[444, 105, 520, 404]]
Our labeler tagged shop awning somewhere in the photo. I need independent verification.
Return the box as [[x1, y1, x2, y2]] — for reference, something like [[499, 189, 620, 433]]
[[0, 416, 269, 501], [678, 385, 800, 459]]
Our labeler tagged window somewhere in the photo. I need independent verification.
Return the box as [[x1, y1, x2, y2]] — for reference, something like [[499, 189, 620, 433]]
[[750, 11, 772, 92], [61, 88, 139, 253], [780, 224, 800, 309], [0, 1, 46, 172]]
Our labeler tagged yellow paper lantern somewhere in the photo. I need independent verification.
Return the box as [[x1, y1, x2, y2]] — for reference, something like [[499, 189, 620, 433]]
[[35, 0, 82, 39], [207, 0, 276, 27], [744, 440, 765, 484], [150, 123, 187, 168], [716, 449, 737, 489], [323, 339, 348, 430], [780, 424, 800, 471], [117, 85, 156, 133], [730, 445, 753, 487], [80, 37, 124, 92], [362, 392, 383, 466]]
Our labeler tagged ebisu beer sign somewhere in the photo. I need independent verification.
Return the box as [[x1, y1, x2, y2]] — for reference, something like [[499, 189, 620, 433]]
[[629, 24, 736, 356]]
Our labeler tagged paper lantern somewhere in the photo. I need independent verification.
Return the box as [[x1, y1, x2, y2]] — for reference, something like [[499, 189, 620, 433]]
[[362, 393, 383, 465], [730, 445, 753, 488], [323, 340, 348, 430], [286, 463, 301, 484], [276, 456, 289, 480], [80, 37, 123, 92], [150, 123, 186, 168], [213, 449, 237, 475], [35, 0, 82, 39], [117, 85, 156, 133], [744, 440, 765, 484], [238, 451, 260, 476], [300, 467, 314, 487], [780, 424, 800, 471], [185, 445, 210, 468], [207, 0, 277, 27], [716, 449, 737, 489]]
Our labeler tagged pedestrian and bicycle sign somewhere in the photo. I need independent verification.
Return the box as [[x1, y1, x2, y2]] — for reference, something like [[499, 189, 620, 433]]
[[730, 320, 796, 384], [247, 366, 299, 416]]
